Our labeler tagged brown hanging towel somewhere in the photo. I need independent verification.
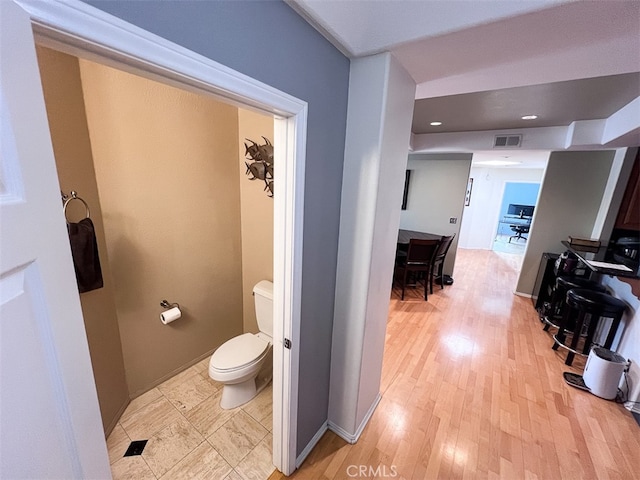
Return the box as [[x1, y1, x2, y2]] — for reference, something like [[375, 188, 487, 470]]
[[67, 217, 103, 293]]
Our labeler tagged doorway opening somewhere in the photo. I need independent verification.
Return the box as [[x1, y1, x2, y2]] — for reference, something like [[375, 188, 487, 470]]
[[493, 182, 540, 257], [458, 157, 546, 284], [24, 1, 307, 475], [37, 46, 278, 477]]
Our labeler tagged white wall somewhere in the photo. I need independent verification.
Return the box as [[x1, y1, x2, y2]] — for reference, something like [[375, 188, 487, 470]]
[[458, 166, 545, 250], [330, 53, 415, 441], [400, 154, 472, 276], [601, 276, 640, 410]]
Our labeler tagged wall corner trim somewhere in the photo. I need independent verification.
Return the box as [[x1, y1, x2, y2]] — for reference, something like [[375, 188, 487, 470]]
[[328, 393, 382, 444]]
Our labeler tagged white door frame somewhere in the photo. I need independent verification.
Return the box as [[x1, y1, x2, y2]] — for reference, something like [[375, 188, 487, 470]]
[[16, 0, 305, 475]]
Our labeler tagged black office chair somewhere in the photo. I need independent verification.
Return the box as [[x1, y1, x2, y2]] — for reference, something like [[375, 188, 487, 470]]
[[509, 225, 529, 243], [394, 238, 439, 300], [430, 234, 455, 293]]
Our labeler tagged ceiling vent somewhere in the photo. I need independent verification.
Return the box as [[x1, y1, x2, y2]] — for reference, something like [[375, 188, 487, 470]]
[[494, 134, 522, 148]]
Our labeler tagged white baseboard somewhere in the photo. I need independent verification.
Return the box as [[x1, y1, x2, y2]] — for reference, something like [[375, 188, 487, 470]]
[[625, 402, 640, 414], [327, 421, 354, 444], [296, 421, 328, 469], [514, 291, 532, 298], [622, 362, 640, 413], [328, 393, 381, 444]]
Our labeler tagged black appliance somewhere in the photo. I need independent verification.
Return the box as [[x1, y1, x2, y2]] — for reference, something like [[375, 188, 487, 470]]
[[610, 236, 639, 266], [532, 252, 559, 311]]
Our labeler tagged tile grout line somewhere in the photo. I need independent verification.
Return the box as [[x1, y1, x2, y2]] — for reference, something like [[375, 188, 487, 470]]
[[154, 368, 253, 477], [142, 453, 159, 480], [148, 381, 214, 478], [111, 358, 274, 480], [206, 410, 271, 472], [117, 374, 208, 477]]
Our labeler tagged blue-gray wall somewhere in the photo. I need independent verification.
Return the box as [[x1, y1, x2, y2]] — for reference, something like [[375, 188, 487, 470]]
[[86, 0, 350, 454]]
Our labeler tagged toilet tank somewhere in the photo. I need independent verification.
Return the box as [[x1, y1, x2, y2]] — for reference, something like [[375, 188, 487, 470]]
[[253, 280, 273, 338]]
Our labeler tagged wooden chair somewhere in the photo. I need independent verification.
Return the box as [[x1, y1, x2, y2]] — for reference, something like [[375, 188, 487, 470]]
[[430, 234, 455, 293], [394, 238, 440, 300]]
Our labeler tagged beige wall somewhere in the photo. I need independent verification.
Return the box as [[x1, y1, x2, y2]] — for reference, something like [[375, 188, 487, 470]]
[[238, 110, 274, 333], [400, 154, 473, 276], [36, 47, 129, 434], [79, 60, 244, 395], [516, 150, 615, 295]]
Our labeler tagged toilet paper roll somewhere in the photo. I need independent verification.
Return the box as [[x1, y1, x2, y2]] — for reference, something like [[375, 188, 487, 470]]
[[160, 306, 181, 325]]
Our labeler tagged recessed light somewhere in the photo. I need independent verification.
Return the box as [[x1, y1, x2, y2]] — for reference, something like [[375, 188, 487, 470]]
[[521, 115, 538, 120], [430, 121, 443, 126]]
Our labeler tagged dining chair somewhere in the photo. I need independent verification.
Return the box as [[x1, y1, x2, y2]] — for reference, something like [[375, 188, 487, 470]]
[[430, 234, 455, 293], [394, 238, 440, 300]]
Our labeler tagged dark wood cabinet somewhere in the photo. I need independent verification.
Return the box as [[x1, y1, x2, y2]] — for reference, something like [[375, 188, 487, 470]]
[[615, 150, 640, 231]]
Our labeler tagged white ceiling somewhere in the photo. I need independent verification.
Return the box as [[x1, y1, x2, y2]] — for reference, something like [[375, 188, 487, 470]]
[[289, 0, 640, 167], [289, 0, 567, 59]]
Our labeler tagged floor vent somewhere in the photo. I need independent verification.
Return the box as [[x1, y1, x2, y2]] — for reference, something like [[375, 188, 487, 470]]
[[494, 134, 522, 148], [123, 440, 148, 457]]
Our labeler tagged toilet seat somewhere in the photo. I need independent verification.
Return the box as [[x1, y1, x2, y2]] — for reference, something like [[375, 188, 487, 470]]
[[210, 333, 269, 371]]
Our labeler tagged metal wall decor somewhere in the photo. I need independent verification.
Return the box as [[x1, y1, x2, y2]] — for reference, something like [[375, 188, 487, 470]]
[[243, 137, 274, 197]]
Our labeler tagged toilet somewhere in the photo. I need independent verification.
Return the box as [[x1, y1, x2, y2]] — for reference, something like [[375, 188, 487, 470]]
[[209, 280, 273, 409]]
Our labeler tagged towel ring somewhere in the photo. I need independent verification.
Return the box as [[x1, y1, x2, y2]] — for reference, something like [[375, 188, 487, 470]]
[[63, 191, 90, 222]]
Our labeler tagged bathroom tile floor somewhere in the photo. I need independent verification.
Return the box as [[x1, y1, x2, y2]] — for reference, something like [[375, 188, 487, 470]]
[[107, 357, 274, 480]]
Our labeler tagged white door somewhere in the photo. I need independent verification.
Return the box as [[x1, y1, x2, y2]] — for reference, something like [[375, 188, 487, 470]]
[[0, 2, 110, 478]]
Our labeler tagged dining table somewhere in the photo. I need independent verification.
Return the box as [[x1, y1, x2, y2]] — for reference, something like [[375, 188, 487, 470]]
[[396, 229, 444, 260], [397, 229, 443, 245]]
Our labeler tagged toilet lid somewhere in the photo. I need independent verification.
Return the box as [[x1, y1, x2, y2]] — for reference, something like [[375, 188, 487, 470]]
[[211, 333, 269, 370]]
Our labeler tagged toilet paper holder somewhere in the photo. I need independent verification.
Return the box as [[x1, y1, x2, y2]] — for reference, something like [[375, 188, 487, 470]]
[[160, 299, 180, 310]]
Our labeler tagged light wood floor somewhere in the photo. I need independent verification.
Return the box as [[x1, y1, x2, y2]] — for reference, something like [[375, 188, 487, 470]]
[[271, 249, 640, 479]]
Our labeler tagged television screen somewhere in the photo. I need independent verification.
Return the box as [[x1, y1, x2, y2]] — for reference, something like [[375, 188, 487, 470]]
[[508, 204, 535, 217]]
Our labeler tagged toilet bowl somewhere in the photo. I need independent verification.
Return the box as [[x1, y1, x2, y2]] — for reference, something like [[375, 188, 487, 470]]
[[209, 280, 273, 409]]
